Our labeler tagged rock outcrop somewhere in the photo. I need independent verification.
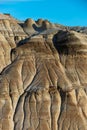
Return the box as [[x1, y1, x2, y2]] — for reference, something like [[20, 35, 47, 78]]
[[69, 26, 87, 34], [0, 14, 87, 130], [0, 14, 27, 72]]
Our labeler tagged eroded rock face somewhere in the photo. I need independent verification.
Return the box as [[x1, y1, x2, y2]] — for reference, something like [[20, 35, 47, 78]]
[[0, 14, 27, 72], [0, 15, 87, 130], [53, 30, 87, 130]]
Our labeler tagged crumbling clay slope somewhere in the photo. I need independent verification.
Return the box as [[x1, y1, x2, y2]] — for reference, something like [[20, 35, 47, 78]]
[[0, 14, 87, 130]]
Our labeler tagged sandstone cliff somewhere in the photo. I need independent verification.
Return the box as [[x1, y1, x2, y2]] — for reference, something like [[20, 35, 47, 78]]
[[0, 14, 27, 72], [0, 14, 87, 130]]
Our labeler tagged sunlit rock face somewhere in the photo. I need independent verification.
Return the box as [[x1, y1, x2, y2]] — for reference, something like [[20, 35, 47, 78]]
[[0, 14, 87, 130], [0, 14, 27, 72], [53, 30, 87, 130]]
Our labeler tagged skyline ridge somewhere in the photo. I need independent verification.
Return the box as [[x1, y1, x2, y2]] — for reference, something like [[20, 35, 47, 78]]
[[0, 0, 87, 26]]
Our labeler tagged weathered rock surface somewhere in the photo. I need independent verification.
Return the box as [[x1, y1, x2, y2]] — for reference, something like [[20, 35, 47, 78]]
[[0, 14, 27, 72], [0, 14, 87, 130], [69, 26, 87, 34]]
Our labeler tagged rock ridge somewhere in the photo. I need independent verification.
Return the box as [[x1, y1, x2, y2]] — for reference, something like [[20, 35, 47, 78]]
[[0, 14, 87, 130]]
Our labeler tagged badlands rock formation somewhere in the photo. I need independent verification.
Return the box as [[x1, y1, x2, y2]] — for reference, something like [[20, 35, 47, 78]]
[[0, 14, 87, 130], [0, 14, 27, 72]]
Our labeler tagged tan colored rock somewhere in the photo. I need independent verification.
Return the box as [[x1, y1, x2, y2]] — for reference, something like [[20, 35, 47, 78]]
[[0, 15, 87, 130], [0, 14, 27, 72], [42, 20, 55, 30], [23, 18, 57, 35], [36, 19, 44, 25]]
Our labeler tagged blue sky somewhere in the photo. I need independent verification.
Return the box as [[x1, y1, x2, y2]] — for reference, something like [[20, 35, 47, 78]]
[[0, 0, 87, 26]]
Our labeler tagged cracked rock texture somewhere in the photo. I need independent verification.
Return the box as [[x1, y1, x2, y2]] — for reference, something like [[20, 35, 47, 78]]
[[0, 14, 87, 130]]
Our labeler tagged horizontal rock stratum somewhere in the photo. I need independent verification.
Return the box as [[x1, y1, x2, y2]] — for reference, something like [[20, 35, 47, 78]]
[[0, 14, 87, 130]]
